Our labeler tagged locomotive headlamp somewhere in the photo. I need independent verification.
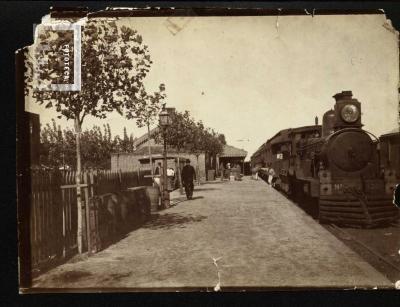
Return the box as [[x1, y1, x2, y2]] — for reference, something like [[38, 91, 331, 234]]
[[340, 104, 360, 123]]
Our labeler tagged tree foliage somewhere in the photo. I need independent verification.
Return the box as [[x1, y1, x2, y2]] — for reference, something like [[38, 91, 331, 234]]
[[153, 110, 193, 152], [24, 17, 162, 253], [25, 19, 154, 125], [40, 119, 136, 169], [154, 109, 225, 157], [25, 18, 162, 173], [125, 84, 166, 128]]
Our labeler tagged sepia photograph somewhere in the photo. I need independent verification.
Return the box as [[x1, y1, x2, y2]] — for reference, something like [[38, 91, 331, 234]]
[[16, 5, 400, 292]]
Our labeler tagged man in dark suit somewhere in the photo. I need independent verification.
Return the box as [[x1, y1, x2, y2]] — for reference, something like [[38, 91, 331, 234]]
[[181, 159, 196, 199]]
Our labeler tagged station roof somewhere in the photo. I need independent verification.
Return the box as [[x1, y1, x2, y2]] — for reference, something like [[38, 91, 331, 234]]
[[133, 145, 164, 155], [112, 145, 169, 156], [132, 127, 159, 148], [220, 144, 247, 158], [111, 145, 201, 157]]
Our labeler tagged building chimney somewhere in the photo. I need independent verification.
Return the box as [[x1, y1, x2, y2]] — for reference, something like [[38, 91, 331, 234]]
[[315, 116, 318, 126]]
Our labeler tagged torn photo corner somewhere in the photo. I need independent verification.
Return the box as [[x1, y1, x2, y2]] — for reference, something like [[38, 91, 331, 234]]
[[17, 7, 400, 292]]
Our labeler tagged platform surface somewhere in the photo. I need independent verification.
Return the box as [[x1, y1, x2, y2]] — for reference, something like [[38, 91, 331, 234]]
[[33, 177, 393, 290]]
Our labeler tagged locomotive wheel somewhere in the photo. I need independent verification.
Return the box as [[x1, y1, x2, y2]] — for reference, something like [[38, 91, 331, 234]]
[[287, 176, 295, 200], [308, 197, 319, 220], [292, 178, 305, 203]]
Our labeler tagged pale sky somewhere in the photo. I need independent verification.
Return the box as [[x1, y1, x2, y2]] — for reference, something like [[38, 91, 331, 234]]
[[26, 14, 399, 160]]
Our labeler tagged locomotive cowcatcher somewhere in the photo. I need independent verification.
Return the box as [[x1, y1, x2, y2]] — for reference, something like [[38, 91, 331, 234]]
[[251, 91, 399, 227]]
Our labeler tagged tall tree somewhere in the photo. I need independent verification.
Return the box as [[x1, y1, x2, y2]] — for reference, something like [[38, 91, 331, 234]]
[[40, 121, 136, 170], [124, 84, 166, 180], [40, 119, 64, 168], [203, 128, 224, 172], [153, 110, 224, 185], [217, 134, 227, 146], [25, 19, 154, 253]]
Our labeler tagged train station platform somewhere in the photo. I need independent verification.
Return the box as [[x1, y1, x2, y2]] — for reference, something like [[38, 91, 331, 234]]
[[33, 177, 393, 290]]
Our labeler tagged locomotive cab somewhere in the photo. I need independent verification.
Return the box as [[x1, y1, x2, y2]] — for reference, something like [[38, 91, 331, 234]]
[[332, 91, 362, 130]]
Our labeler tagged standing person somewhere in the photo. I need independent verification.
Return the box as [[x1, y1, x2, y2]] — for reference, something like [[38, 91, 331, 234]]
[[154, 162, 162, 187], [226, 162, 231, 180], [181, 159, 196, 200], [252, 166, 259, 180], [167, 167, 175, 191], [268, 166, 276, 186], [219, 163, 225, 181]]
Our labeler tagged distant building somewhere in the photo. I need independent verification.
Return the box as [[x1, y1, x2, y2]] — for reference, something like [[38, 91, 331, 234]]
[[111, 145, 206, 178], [111, 128, 207, 182], [111, 129, 248, 180], [217, 144, 248, 173]]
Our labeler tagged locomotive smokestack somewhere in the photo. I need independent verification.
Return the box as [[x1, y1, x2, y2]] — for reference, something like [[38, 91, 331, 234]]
[[333, 90, 353, 102], [315, 116, 318, 126]]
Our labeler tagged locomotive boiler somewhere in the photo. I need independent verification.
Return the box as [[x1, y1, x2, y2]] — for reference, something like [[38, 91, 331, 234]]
[[251, 91, 399, 227]]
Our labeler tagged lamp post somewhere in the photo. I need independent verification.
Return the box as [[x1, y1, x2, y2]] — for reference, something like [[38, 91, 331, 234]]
[[159, 105, 172, 209]]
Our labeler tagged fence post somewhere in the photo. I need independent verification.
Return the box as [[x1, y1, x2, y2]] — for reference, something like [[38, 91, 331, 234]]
[[83, 171, 91, 255], [61, 172, 66, 258], [89, 170, 100, 252], [118, 169, 122, 191]]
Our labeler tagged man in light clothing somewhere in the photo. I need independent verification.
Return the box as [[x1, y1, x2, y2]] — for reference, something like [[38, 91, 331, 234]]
[[268, 167, 276, 186]]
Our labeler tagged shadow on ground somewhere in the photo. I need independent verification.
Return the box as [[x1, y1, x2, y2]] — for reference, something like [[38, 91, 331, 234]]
[[51, 270, 93, 284], [171, 196, 204, 205], [190, 196, 204, 200], [170, 196, 189, 205], [143, 212, 207, 230]]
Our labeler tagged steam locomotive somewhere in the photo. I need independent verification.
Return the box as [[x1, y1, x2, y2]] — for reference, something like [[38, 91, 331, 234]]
[[251, 91, 399, 227]]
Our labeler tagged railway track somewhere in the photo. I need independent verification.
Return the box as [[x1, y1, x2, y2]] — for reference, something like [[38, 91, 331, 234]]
[[325, 223, 400, 283], [258, 178, 400, 282]]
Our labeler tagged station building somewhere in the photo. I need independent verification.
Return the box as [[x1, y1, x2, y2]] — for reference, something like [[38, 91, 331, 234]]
[[111, 128, 248, 181]]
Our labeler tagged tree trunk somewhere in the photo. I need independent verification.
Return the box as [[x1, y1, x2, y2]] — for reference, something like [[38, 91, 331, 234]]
[[74, 118, 83, 254], [196, 154, 200, 185], [162, 128, 170, 208], [147, 123, 154, 185], [216, 155, 220, 176], [177, 150, 184, 194]]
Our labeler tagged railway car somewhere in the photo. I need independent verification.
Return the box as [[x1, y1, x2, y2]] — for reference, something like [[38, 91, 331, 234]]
[[251, 91, 399, 227], [379, 130, 400, 187]]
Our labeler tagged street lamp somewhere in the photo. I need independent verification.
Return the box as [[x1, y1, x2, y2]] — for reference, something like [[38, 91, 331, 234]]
[[159, 105, 172, 208]]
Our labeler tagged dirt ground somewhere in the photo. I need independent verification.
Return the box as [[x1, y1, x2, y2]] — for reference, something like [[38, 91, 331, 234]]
[[324, 222, 400, 283], [32, 177, 394, 290]]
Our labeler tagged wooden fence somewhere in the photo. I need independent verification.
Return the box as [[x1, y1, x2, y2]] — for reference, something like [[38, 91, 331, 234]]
[[29, 168, 152, 273]]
